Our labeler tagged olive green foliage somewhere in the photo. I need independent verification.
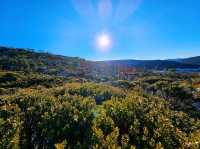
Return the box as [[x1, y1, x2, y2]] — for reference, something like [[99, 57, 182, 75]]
[[0, 71, 66, 90], [61, 83, 125, 104], [0, 71, 200, 149], [0, 47, 84, 76]]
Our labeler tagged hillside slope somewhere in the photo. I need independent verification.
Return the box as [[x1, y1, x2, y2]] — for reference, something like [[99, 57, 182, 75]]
[[95, 59, 200, 70], [181, 56, 200, 65], [0, 46, 86, 76], [0, 46, 199, 78]]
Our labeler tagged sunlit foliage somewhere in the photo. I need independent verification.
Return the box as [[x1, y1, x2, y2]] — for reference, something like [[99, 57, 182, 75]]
[[0, 70, 200, 148]]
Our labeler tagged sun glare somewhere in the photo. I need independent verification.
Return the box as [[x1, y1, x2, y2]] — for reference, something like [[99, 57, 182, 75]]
[[96, 32, 112, 52]]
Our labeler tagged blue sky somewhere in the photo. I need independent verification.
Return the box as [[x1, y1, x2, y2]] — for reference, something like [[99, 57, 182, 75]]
[[0, 0, 200, 60]]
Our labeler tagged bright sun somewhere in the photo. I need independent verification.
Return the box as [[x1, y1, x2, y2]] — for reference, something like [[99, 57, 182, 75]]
[[96, 32, 112, 52]]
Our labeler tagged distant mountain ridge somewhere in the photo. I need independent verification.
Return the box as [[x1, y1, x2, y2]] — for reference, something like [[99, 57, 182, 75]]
[[179, 56, 200, 65], [0, 46, 199, 78], [95, 59, 200, 69]]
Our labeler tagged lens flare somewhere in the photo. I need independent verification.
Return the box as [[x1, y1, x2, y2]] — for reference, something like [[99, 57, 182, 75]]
[[114, 0, 142, 23], [71, 0, 95, 21], [98, 0, 112, 20]]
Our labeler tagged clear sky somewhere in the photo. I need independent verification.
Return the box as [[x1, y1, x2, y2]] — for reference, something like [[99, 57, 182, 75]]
[[0, 0, 200, 60]]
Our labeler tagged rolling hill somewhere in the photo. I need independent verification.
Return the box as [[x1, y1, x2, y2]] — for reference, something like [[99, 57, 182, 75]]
[[180, 56, 200, 65], [0, 46, 86, 76], [95, 59, 200, 70], [0, 46, 200, 78]]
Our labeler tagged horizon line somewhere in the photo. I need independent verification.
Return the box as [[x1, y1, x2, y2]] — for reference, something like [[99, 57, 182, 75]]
[[0, 44, 199, 61]]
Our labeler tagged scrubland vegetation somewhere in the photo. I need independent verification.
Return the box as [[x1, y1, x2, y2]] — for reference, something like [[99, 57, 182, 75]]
[[1, 70, 200, 149], [0, 47, 200, 148]]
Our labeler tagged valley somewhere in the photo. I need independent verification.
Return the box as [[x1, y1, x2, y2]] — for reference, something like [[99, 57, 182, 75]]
[[0, 47, 200, 148]]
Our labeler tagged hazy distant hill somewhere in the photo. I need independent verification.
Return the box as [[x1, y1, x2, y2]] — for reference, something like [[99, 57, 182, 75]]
[[0, 46, 199, 78], [95, 59, 199, 70], [180, 56, 200, 65]]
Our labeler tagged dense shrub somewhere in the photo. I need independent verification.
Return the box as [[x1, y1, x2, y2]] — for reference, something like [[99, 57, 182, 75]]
[[0, 72, 200, 148]]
